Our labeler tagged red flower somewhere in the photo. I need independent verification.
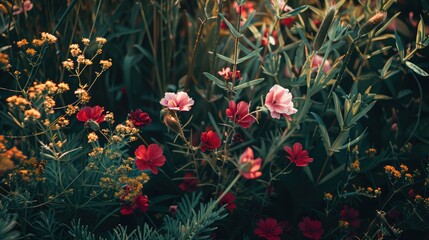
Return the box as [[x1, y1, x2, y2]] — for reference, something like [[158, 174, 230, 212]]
[[200, 130, 221, 152], [135, 144, 166, 174], [120, 194, 149, 215], [340, 205, 361, 228], [298, 217, 324, 240], [178, 173, 199, 192], [129, 109, 151, 127], [226, 101, 256, 129], [219, 192, 236, 212], [239, 147, 262, 179], [284, 143, 313, 167], [254, 218, 284, 240], [76, 106, 105, 123]]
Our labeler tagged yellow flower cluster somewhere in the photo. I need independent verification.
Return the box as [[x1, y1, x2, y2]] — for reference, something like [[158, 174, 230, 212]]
[[384, 164, 414, 183], [0, 52, 11, 71], [356, 186, 382, 198], [324, 192, 333, 201], [384, 165, 401, 178]]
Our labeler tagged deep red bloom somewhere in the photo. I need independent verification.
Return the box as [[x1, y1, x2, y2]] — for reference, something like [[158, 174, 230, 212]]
[[76, 106, 105, 123], [284, 143, 313, 167], [282, 17, 295, 27], [129, 109, 151, 127], [219, 192, 236, 212], [298, 217, 324, 240], [226, 101, 256, 129], [254, 218, 284, 240], [120, 194, 149, 215], [135, 144, 166, 174], [169, 205, 178, 214], [200, 130, 221, 152], [340, 205, 361, 228], [178, 173, 199, 192]]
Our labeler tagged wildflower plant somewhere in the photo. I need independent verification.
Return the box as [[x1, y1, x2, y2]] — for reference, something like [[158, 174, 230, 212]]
[[1, 0, 429, 239]]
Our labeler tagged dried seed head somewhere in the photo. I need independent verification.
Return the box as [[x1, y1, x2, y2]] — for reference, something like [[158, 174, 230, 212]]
[[358, 12, 387, 37], [313, 6, 336, 51]]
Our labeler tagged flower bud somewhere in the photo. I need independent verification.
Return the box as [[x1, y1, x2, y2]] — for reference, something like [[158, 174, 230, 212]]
[[85, 120, 100, 131], [351, 94, 361, 116], [163, 112, 181, 133], [313, 6, 336, 51], [358, 12, 387, 37]]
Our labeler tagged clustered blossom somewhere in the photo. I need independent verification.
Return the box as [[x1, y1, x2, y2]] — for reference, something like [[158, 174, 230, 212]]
[[200, 130, 221, 152], [239, 147, 262, 179], [298, 217, 324, 240], [284, 142, 313, 167], [160, 91, 194, 111], [226, 101, 255, 128], [265, 84, 298, 120], [340, 205, 361, 229], [135, 144, 166, 174], [76, 106, 105, 124]]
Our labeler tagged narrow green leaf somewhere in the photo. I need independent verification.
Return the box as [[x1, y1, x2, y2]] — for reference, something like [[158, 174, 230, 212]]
[[303, 166, 314, 183], [212, 52, 235, 64], [241, 11, 256, 32], [375, 12, 400, 36], [208, 112, 222, 141], [416, 15, 425, 48], [350, 101, 376, 125], [236, 47, 263, 64], [311, 112, 331, 152], [380, 56, 394, 79], [219, 13, 243, 38], [318, 164, 345, 185], [279, 5, 308, 19], [234, 78, 264, 90], [336, 130, 366, 150], [203, 72, 226, 89], [405, 61, 429, 77], [332, 93, 344, 128], [330, 130, 350, 153], [394, 30, 404, 60]]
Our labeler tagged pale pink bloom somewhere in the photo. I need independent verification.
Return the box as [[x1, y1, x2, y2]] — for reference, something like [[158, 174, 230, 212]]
[[160, 92, 194, 111], [311, 54, 331, 73], [239, 147, 262, 179], [218, 67, 231, 79], [272, 0, 293, 11], [13, 0, 33, 15], [265, 84, 298, 120]]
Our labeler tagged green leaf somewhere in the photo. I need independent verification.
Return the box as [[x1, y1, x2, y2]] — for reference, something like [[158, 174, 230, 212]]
[[318, 164, 345, 185], [416, 15, 425, 48], [350, 101, 376, 125], [375, 12, 401, 36], [405, 61, 429, 77], [212, 52, 235, 64], [303, 166, 314, 183], [234, 78, 265, 90], [203, 72, 226, 89], [330, 130, 350, 153], [394, 30, 404, 60], [241, 11, 256, 32], [336, 130, 367, 150], [311, 112, 331, 152], [236, 47, 263, 64], [279, 5, 308, 19], [380, 56, 394, 79], [219, 13, 243, 38], [332, 93, 344, 128]]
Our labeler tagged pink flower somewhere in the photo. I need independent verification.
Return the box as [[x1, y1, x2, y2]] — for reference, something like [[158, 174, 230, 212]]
[[265, 84, 298, 120], [239, 147, 262, 179], [120, 194, 149, 215], [284, 143, 313, 167], [13, 0, 33, 15], [219, 192, 236, 212], [160, 92, 194, 111], [200, 130, 221, 152], [226, 101, 255, 128], [254, 218, 284, 240], [135, 144, 166, 174], [311, 54, 331, 73], [218, 67, 241, 80], [298, 217, 324, 240]]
